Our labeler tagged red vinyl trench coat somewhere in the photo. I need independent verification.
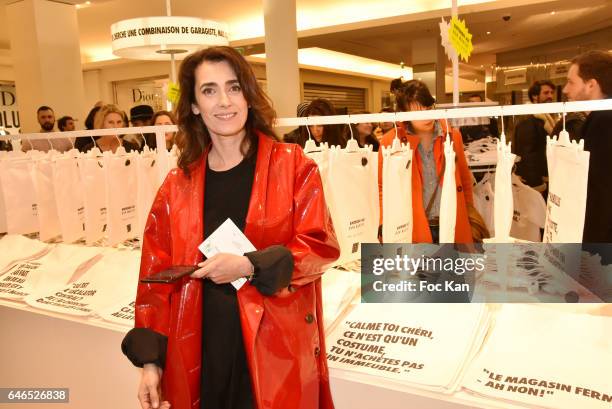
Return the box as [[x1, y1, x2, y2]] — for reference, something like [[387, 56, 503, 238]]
[[135, 133, 340, 409]]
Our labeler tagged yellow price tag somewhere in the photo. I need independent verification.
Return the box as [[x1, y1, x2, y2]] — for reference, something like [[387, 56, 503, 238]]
[[167, 82, 180, 104], [448, 17, 474, 62]]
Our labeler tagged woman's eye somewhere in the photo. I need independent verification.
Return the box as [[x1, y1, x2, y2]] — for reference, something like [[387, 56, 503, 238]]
[[229, 84, 242, 94], [202, 88, 215, 96]]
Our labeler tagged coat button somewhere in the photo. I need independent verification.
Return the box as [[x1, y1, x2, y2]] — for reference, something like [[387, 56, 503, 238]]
[[288, 285, 296, 293], [314, 346, 321, 357], [457, 186, 463, 192], [305, 313, 314, 324]]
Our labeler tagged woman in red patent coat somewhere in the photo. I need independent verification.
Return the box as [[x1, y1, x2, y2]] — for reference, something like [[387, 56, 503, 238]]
[[121, 46, 340, 409]]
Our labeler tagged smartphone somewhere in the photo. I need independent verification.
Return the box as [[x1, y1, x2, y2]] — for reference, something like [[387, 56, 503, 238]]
[[140, 265, 198, 284]]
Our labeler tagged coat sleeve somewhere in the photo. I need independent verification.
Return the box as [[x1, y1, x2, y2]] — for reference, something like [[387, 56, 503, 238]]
[[453, 129, 474, 205], [583, 114, 612, 243], [286, 148, 340, 287], [134, 173, 175, 336]]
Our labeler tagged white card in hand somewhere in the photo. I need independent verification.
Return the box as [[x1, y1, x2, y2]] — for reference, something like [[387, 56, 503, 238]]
[[198, 218, 256, 290]]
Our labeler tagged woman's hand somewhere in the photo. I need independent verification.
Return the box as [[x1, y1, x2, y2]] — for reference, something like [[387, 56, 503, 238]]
[[138, 364, 170, 409], [191, 254, 253, 284]]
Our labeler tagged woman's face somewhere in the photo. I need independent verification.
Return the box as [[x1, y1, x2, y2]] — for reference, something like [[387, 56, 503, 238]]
[[154, 114, 175, 141], [191, 60, 248, 141], [406, 102, 434, 134], [103, 112, 124, 129], [356, 122, 373, 137], [308, 125, 324, 142]]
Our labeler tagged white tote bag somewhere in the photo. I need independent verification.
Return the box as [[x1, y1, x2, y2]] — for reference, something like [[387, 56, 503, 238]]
[[0, 234, 50, 272], [104, 149, 138, 245], [439, 136, 457, 244], [381, 140, 413, 243], [136, 151, 160, 239], [493, 134, 517, 241], [326, 144, 379, 265], [32, 157, 62, 241], [305, 142, 330, 203], [25, 248, 141, 317], [544, 133, 590, 243], [0, 158, 39, 234], [78, 150, 108, 245], [52, 154, 85, 243], [0, 244, 104, 301]]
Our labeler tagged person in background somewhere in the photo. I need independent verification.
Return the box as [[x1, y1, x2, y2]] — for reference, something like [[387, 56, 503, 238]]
[[23, 106, 73, 153], [76, 104, 102, 152], [390, 78, 404, 111], [286, 98, 346, 148], [37, 105, 55, 132], [151, 110, 177, 151], [121, 46, 339, 409], [467, 94, 483, 103], [512, 80, 557, 191], [79, 104, 138, 153], [127, 104, 154, 149], [460, 94, 499, 142], [282, 101, 310, 142], [346, 110, 379, 151], [551, 94, 586, 142], [378, 80, 475, 243], [58, 116, 75, 132], [376, 106, 395, 139], [562, 50, 612, 246]]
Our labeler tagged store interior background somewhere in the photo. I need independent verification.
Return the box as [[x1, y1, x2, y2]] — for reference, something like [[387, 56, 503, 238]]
[[0, 0, 611, 133]]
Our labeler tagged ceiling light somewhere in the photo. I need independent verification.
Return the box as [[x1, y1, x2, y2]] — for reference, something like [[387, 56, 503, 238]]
[[550, 11, 556, 15], [85, 1, 91, 4], [252, 48, 412, 80], [486, 31, 491, 35]]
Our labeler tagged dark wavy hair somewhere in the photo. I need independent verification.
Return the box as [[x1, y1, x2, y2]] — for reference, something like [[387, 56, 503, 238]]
[[176, 46, 277, 175], [297, 98, 347, 147], [528, 80, 555, 103], [396, 80, 436, 111]]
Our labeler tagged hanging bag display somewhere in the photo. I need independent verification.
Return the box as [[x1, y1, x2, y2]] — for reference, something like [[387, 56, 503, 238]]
[[439, 136, 457, 243], [104, 148, 138, 245], [493, 134, 517, 241], [52, 154, 86, 243], [326, 144, 379, 265], [136, 150, 160, 240], [32, 156, 62, 241], [78, 148, 108, 244], [544, 132, 590, 243], [381, 139, 413, 243], [0, 157, 39, 235]]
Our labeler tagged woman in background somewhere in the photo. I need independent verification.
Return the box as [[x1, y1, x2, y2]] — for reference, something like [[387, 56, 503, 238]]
[[284, 98, 347, 148], [346, 110, 380, 151], [152, 110, 178, 150], [378, 80, 474, 243], [80, 104, 138, 153]]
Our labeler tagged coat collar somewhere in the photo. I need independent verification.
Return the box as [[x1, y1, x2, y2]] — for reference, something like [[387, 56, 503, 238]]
[[180, 131, 275, 263]]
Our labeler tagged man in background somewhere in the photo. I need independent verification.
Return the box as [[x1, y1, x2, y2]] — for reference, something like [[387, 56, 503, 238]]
[[563, 50, 612, 244], [58, 115, 75, 132], [23, 106, 72, 152], [513, 80, 557, 190], [126, 104, 154, 149]]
